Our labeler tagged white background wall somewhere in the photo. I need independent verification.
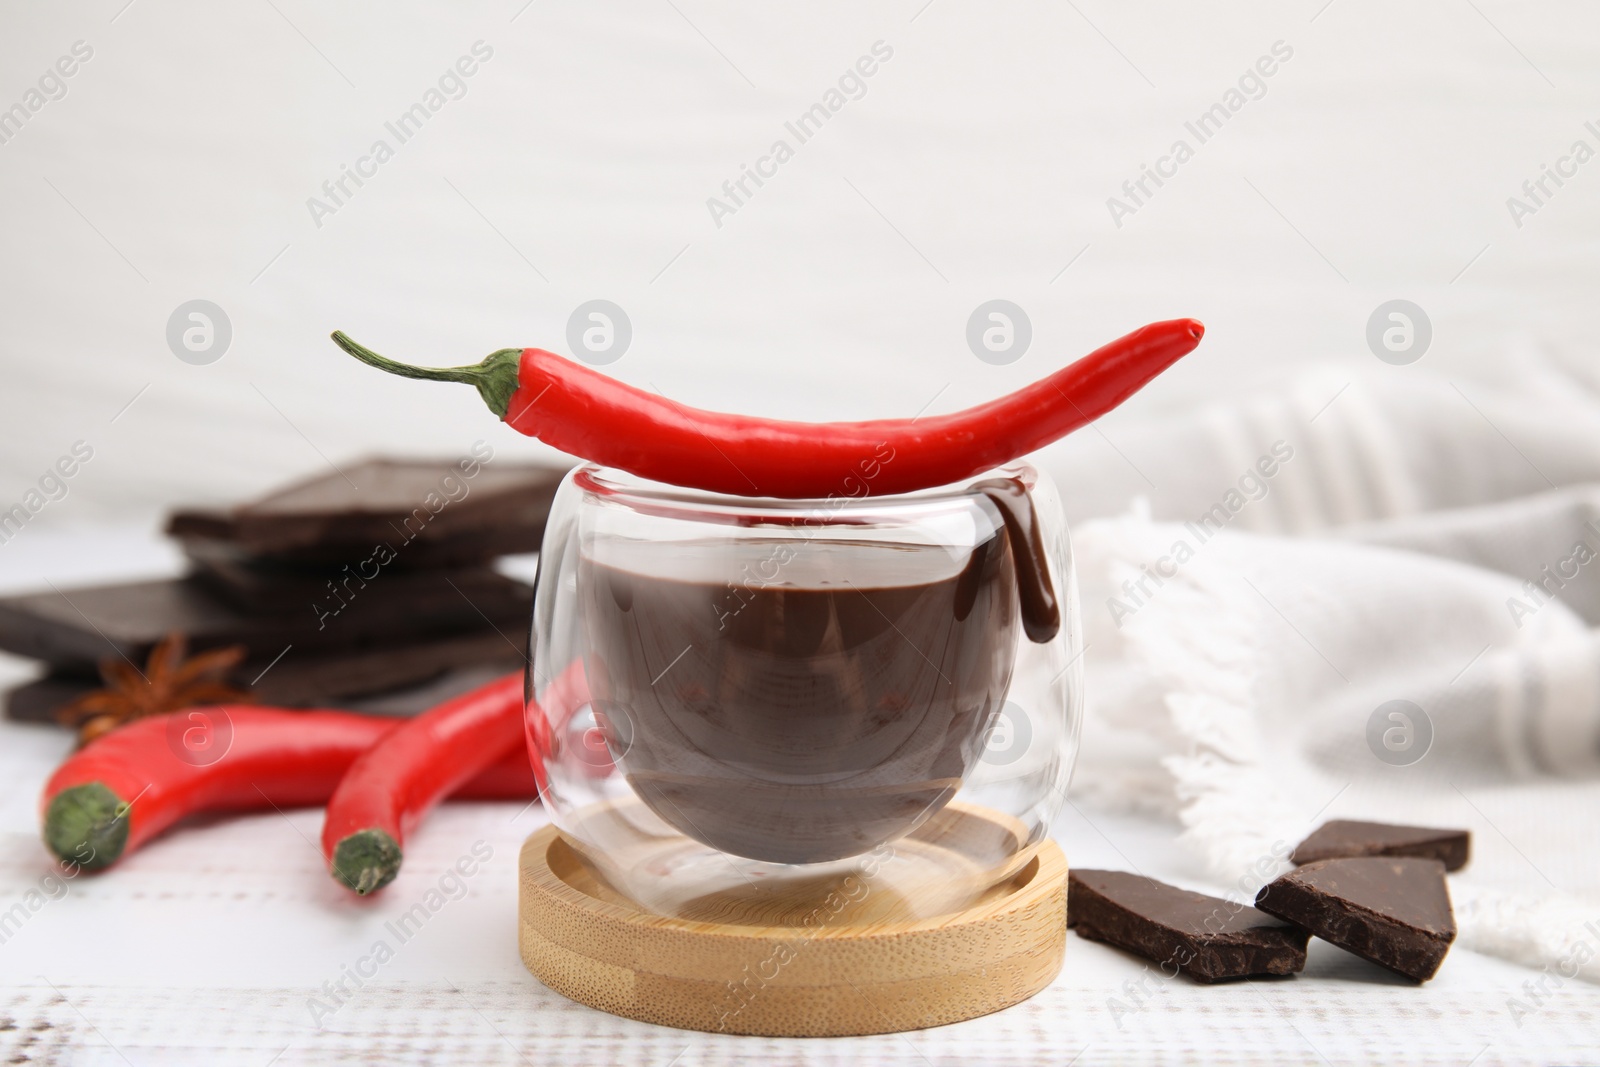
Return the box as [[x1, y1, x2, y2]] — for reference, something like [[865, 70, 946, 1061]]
[[2, 0, 1597, 531]]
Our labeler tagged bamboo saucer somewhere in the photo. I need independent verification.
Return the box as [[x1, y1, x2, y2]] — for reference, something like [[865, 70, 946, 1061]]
[[518, 803, 1067, 1036]]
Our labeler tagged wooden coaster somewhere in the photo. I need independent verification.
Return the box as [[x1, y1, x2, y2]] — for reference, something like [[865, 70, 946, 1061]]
[[518, 804, 1067, 1037]]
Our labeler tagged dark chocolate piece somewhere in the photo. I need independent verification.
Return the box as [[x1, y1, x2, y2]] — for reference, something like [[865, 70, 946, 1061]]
[[166, 458, 566, 557], [337, 662, 522, 715], [3, 674, 95, 724], [239, 629, 525, 705], [181, 523, 547, 570], [1255, 857, 1455, 982], [1068, 869, 1310, 982], [191, 558, 524, 616], [0, 574, 530, 669], [1292, 819, 1469, 871], [5, 630, 524, 722]]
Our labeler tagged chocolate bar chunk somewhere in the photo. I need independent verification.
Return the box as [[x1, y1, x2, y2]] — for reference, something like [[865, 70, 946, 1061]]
[[1255, 857, 1455, 982], [5, 630, 525, 722], [239, 629, 525, 705], [0, 574, 530, 669], [191, 557, 525, 616], [1068, 869, 1310, 982], [3, 674, 94, 724], [338, 662, 522, 715], [1292, 820, 1469, 871], [167, 457, 567, 559], [182, 524, 544, 570]]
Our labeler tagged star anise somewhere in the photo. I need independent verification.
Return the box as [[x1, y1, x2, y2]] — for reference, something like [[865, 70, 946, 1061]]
[[56, 632, 254, 746]]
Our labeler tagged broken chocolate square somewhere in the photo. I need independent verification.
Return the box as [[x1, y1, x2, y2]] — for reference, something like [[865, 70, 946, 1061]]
[[190, 557, 524, 616], [1255, 857, 1455, 982], [0, 573, 530, 669], [1069, 869, 1310, 982], [166, 457, 568, 560], [1291, 819, 1469, 871]]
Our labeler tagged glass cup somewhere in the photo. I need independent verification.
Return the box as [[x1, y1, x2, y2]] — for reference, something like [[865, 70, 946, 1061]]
[[524, 461, 1081, 922]]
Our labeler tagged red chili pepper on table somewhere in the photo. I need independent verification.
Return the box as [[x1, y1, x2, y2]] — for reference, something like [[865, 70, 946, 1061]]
[[322, 661, 591, 895], [322, 673, 527, 895], [454, 742, 541, 800], [330, 318, 1204, 499], [40, 700, 538, 874]]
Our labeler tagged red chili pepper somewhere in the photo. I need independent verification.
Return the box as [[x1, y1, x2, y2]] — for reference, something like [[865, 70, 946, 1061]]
[[322, 673, 528, 895], [331, 318, 1204, 499], [456, 743, 540, 799], [40, 704, 537, 873], [321, 663, 593, 895]]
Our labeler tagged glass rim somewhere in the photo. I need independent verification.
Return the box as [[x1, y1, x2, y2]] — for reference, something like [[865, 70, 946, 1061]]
[[571, 461, 1041, 526]]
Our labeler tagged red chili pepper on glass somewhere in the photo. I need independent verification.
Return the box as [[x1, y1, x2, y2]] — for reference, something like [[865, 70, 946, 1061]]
[[330, 318, 1203, 499]]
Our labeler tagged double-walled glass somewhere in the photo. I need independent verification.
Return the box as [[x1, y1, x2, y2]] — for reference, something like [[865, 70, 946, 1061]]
[[525, 462, 1081, 922]]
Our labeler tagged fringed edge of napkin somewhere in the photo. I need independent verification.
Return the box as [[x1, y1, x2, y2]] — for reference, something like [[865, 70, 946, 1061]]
[[1095, 522, 1306, 888]]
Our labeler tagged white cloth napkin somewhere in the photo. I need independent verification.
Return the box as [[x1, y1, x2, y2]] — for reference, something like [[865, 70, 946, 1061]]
[[1038, 351, 1600, 983]]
